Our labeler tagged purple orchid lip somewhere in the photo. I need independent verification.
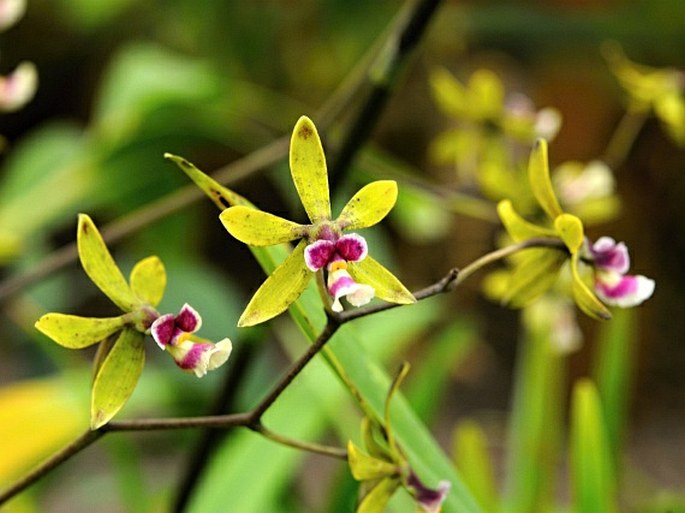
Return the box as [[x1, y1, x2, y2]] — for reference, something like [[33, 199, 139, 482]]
[[406, 471, 451, 513], [150, 303, 202, 349], [589, 236, 630, 274], [305, 233, 369, 272]]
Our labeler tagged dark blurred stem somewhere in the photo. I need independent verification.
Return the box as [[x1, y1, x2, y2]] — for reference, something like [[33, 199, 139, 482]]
[[172, 343, 256, 513], [329, 0, 443, 185], [602, 108, 648, 170]]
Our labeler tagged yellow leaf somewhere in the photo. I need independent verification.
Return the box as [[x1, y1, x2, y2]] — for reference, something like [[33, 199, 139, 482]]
[[130, 256, 166, 307], [348, 256, 416, 306], [337, 181, 398, 231], [90, 328, 145, 429], [77, 214, 138, 311], [289, 116, 331, 223], [529, 140, 563, 220], [497, 200, 557, 242], [237, 240, 312, 327], [0, 377, 86, 485], [35, 313, 127, 348], [220, 206, 306, 246]]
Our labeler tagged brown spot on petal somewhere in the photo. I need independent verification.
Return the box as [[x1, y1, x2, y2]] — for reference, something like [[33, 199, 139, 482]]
[[298, 123, 313, 139]]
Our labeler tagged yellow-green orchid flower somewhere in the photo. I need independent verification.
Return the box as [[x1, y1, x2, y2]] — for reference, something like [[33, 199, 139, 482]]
[[496, 140, 614, 320], [220, 116, 415, 327]]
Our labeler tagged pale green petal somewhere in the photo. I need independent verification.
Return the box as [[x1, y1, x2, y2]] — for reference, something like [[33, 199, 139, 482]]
[[289, 116, 331, 223], [554, 213, 585, 253], [220, 206, 306, 246], [237, 240, 312, 327], [529, 140, 564, 220], [429, 67, 468, 118], [570, 253, 612, 321], [77, 214, 138, 311], [348, 257, 416, 305], [347, 441, 398, 481], [469, 69, 505, 119], [35, 313, 127, 349], [90, 328, 145, 429], [357, 477, 401, 513], [497, 200, 557, 242], [337, 181, 398, 231], [130, 256, 166, 307], [502, 249, 566, 308], [164, 153, 252, 209]]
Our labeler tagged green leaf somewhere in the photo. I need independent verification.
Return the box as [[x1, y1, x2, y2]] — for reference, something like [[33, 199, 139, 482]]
[[35, 313, 127, 349], [237, 240, 312, 327], [90, 328, 145, 429], [337, 180, 398, 231], [357, 477, 401, 513], [497, 200, 556, 242], [528, 140, 563, 220], [348, 256, 416, 306], [502, 249, 566, 308], [289, 116, 331, 223], [348, 441, 399, 481], [570, 379, 618, 513], [220, 206, 306, 246], [554, 213, 584, 253], [77, 214, 138, 311], [570, 254, 612, 321], [129, 256, 166, 307], [164, 153, 251, 209], [452, 420, 498, 513]]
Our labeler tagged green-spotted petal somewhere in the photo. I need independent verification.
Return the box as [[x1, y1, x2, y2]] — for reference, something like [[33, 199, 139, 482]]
[[348, 441, 398, 481], [237, 240, 312, 327], [554, 213, 585, 253], [130, 256, 166, 307], [529, 139, 564, 220], [289, 116, 331, 223], [220, 206, 306, 246], [497, 200, 557, 242], [570, 253, 612, 321], [357, 477, 401, 513], [164, 153, 252, 209], [337, 180, 398, 231], [35, 313, 127, 349], [348, 256, 416, 305], [77, 214, 138, 312], [502, 249, 566, 308], [90, 328, 145, 429]]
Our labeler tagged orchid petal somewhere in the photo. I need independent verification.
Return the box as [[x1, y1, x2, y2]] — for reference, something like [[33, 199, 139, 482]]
[[237, 240, 312, 327], [429, 67, 469, 117], [289, 116, 331, 223], [347, 256, 415, 305], [150, 313, 175, 349], [0, 61, 37, 112], [554, 213, 584, 253], [594, 272, 655, 308], [130, 256, 166, 307], [570, 254, 612, 320], [304, 239, 336, 271], [77, 214, 139, 312], [347, 441, 398, 481], [357, 477, 401, 513], [529, 139, 564, 220], [336, 234, 368, 262], [90, 328, 145, 429], [35, 313, 127, 349], [220, 206, 306, 246], [502, 249, 566, 308], [336, 181, 398, 231], [497, 200, 557, 242], [176, 303, 202, 333], [589, 237, 630, 274]]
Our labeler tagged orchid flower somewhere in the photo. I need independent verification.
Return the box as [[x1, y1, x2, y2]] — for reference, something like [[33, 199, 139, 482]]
[[35, 215, 232, 428], [220, 116, 415, 326]]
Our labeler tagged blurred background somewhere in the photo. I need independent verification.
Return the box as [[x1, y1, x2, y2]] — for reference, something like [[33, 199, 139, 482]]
[[0, 0, 683, 512]]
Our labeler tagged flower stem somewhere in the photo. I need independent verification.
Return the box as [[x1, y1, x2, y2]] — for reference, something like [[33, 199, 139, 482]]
[[251, 422, 347, 460]]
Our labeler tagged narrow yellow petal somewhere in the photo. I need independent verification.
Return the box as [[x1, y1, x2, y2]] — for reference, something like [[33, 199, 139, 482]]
[[220, 206, 306, 246], [347, 441, 398, 481], [35, 313, 127, 349], [130, 256, 166, 307], [77, 214, 138, 311], [237, 240, 312, 327], [337, 181, 398, 231], [497, 200, 557, 242], [356, 477, 401, 513], [90, 328, 145, 429], [529, 140, 564, 220], [570, 253, 612, 321], [289, 116, 331, 223], [348, 257, 415, 305]]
